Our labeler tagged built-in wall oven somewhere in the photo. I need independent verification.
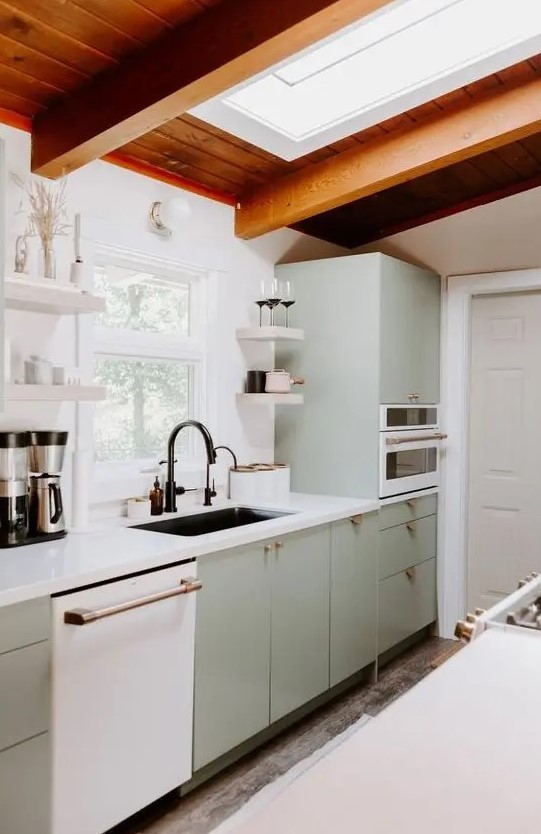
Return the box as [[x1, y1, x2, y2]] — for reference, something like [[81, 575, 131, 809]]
[[380, 405, 446, 498]]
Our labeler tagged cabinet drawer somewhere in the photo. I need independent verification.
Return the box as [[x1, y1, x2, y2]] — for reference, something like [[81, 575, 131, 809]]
[[379, 514, 436, 580], [0, 597, 50, 655], [379, 494, 437, 530], [378, 558, 437, 655], [0, 641, 50, 752], [0, 733, 50, 834]]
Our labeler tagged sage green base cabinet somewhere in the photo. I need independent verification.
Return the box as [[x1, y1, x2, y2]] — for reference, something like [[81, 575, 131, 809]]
[[0, 598, 51, 834], [193, 542, 271, 771], [378, 498, 438, 656], [330, 514, 378, 687], [194, 517, 377, 774], [270, 526, 330, 723]]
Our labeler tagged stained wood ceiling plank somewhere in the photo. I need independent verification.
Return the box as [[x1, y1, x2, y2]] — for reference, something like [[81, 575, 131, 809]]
[[131, 0, 205, 27], [494, 141, 541, 178], [0, 32, 88, 90], [122, 139, 239, 194], [468, 149, 519, 186], [518, 133, 541, 165], [235, 75, 541, 238], [31, 0, 395, 177], [3, 0, 141, 57], [70, 0, 170, 44], [0, 63, 60, 105], [156, 119, 287, 180], [0, 5, 116, 75], [134, 132, 257, 189], [0, 85, 45, 115]]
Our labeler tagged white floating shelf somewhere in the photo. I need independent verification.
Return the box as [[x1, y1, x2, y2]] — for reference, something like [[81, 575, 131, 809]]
[[237, 393, 304, 406], [236, 326, 304, 342], [5, 384, 107, 402], [4, 276, 106, 315]]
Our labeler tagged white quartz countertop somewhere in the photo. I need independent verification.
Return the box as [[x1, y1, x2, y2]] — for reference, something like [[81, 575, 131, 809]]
[[0, 493, 378, 608], [225, 628, 541, 834]]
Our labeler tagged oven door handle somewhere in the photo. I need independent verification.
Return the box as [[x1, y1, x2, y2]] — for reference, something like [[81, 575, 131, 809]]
[[385, 432, 448, 446]]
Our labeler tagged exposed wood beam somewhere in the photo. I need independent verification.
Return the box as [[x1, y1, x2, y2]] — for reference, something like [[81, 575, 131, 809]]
[[235, 76, 541, 239], [31, 0, 392, 178]]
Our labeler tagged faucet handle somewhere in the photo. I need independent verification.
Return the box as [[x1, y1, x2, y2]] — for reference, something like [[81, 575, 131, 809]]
[[175, 485, 186, 496]]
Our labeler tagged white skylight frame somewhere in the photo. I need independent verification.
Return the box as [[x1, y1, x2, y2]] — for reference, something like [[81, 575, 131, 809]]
[[191, 0, 541, 161]]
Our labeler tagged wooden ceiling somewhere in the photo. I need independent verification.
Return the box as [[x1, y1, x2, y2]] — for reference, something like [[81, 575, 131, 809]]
[[1, 1, 541, 246]]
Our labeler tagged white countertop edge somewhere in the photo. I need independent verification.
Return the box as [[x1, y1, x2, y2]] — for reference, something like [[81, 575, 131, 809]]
[[0, 494, 379, 608]]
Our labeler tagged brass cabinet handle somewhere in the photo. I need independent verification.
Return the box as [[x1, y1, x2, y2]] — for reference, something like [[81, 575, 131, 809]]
[[386, 432, 448, 445], [264, 544, 273, 554], [406, 522, 416, 533], [275, 541, 285, 549], [406, 499, 416, 510], [64, 577, 202, 625], [350, 514, 363, 525], [405, 567, 416, 581]]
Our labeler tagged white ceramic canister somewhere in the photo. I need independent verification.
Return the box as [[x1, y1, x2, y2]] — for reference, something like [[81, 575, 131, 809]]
[[230, 464, 290, 503]]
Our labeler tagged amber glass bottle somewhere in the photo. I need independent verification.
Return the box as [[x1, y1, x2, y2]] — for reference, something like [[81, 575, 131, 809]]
[[149, 476, 164, 516]]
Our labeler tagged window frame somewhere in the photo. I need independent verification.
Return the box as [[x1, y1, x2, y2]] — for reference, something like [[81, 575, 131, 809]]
[[92, 244, 209, 481]]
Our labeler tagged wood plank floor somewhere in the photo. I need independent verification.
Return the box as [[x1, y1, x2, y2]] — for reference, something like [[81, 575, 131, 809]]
[[110, 636, 453, 834]]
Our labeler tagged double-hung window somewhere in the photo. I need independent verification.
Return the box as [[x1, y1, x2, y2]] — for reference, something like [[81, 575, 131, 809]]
[[93, 250, 207, 477]]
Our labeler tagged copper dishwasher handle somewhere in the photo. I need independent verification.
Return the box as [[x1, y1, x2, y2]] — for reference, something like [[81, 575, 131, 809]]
[[64, 577, 202, 625]]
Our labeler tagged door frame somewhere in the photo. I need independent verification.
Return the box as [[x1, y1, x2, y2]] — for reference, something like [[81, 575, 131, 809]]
[[441, 267, 541, 637]]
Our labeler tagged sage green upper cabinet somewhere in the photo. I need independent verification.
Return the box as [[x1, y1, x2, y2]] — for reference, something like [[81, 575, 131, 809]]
[[193, 542, 271, 771], [270, 526, 330, 723], [275, 253, 440, 499], [329, 513, 378, 687], [379, 257, 440, 404]]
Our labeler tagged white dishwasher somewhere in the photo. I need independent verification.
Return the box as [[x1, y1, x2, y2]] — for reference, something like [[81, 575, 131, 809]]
[[51, 560, 200, 834]]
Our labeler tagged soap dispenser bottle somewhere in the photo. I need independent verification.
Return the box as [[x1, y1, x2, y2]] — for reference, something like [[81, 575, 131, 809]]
[[149, 475, 164, 516]]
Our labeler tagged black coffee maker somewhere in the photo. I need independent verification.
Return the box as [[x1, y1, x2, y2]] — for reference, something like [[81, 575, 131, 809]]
[[0, 432, 30, 547]]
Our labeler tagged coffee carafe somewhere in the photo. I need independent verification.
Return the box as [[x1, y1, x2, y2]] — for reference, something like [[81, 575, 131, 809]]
[[0, 432, 29, 547], [28, 431, 68, 538]]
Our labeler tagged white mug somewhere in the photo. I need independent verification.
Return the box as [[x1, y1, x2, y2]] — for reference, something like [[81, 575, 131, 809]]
[[265, 370, 305, 393]]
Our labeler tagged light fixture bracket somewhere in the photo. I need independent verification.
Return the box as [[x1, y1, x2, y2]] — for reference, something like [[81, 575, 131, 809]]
[[148, 201, 172, 237]]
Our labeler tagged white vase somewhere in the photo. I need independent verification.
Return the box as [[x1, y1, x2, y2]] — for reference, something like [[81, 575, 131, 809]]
[[39, 245, 56, 280]]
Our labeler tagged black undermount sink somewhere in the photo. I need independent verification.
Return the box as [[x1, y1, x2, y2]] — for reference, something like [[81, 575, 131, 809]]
[[133, 506, 291, 537]]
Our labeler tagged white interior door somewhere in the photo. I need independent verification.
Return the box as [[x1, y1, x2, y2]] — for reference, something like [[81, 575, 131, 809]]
[[468, 291, 541, 610]]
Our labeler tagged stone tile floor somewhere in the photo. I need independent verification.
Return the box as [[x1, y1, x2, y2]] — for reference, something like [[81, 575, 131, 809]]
[[112, 636, 454, 834]]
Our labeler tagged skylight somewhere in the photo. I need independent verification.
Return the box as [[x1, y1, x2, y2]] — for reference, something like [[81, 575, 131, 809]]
[[191, 0, 541, 160]]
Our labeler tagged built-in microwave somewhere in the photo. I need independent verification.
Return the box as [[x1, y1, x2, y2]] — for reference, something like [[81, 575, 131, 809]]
[[380, 405, 446, 498]]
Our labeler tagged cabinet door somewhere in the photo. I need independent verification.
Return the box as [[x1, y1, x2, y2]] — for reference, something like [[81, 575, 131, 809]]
[[0, 734, 50, 834], [380, 258, 440, 404], [194, 543, 271, 770], [271, 526, 330, 723], [330, 513, 378, 687]]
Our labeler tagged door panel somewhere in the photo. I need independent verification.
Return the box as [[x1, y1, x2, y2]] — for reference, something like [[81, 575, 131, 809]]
[[194, 543, 271, 770], [330, 514, 377, 686], [271, 526, 330, 723], [468, 293, 541, 609]]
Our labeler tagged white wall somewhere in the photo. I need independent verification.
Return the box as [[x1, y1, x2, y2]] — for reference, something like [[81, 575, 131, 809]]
[[356, 184, 541, 276], [0, 124, 346, 522]]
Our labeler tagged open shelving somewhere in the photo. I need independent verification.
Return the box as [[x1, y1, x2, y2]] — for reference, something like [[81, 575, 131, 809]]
[[5, 384, 107, 402], [236, 393, 304, 406], [236, 326, 304, 342], [4, 276, 106, 315]]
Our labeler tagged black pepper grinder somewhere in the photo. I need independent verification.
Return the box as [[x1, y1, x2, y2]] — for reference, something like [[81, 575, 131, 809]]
[[149, 475, 164, 516]]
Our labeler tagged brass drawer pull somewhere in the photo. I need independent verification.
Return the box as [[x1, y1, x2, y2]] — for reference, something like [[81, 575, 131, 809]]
[[64, 578, 202, 625], [350, 514, 363, 526], [264, 544, 273, 554], [405, 567, 416, 581], [275, 541, 285, 549], [406, 522, 417, 533], [406, 499, 416, 510]]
